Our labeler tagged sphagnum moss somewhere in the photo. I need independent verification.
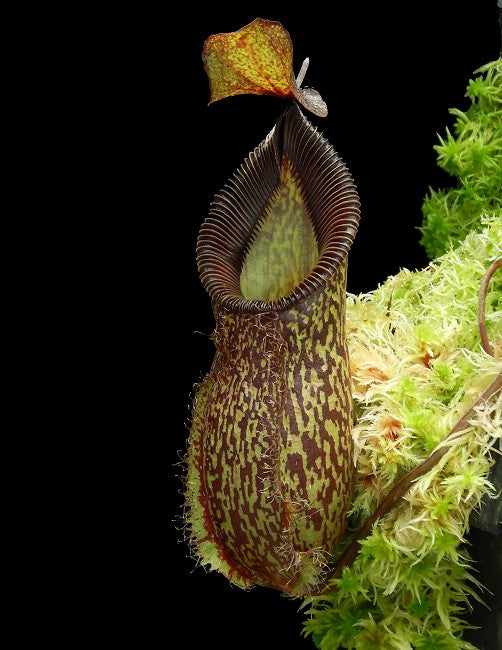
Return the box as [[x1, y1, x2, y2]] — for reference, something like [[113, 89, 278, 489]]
[[419, 59, 502, 259], [304, 58, 501, 650], [304, 216, 501, 649]]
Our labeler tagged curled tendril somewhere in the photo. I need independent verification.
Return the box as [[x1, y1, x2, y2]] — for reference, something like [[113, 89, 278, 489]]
[[478, 257, 501, 357]]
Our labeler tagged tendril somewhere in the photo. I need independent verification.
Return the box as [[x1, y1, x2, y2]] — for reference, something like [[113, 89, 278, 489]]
[[478, 257, 501, 356]]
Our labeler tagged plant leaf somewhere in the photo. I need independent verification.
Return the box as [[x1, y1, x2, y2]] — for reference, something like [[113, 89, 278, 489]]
[[202, 18, 328, 117]]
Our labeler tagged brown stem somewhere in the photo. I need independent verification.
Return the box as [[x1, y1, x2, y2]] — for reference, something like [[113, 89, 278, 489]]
[[308, 371, 502, 597], [478, 258, 501, 356]]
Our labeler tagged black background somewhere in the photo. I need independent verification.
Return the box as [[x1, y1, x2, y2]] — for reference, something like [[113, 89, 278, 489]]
[[166, 4, 501, 649]]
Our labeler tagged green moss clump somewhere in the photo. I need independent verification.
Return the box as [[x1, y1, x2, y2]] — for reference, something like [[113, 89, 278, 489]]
[[303, 57, 501, 650], [419, 60, 502, 259], [303, 216, 501, 648]]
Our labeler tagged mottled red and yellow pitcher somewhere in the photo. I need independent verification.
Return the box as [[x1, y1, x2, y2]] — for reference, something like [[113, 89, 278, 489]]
[[186, 105, 360, 596]]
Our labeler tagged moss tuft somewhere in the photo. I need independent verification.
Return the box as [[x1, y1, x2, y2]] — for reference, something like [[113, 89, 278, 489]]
[[419, 60, 502, 259]]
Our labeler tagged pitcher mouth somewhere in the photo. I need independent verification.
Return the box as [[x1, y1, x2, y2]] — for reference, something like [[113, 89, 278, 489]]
[[197, 104, 361, 313]]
